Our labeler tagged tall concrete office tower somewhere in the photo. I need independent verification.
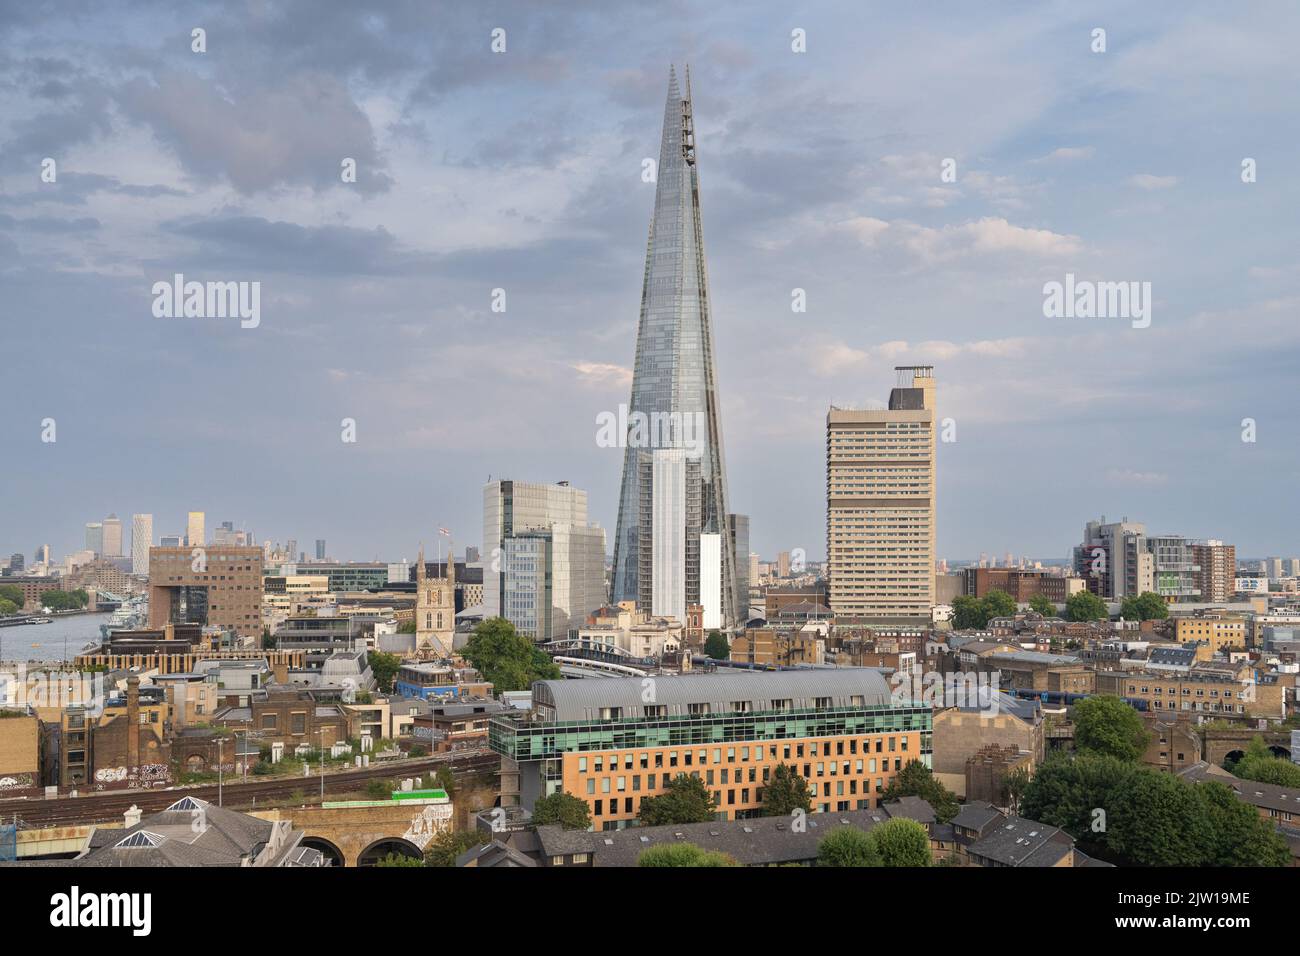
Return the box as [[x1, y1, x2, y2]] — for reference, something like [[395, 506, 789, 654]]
[[827, 367, 937, 624], [187, 511, 205, 549], [131, 514, 153, 576], [610, 66, 738, 630], [85, 522, 103, 557]]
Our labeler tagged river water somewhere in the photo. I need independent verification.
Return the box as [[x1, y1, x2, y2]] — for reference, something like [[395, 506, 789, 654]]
[[0, 613, 112, 663]]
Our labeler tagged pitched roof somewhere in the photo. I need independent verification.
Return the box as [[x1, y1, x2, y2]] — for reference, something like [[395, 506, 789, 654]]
[[882, 796, 937, 825], [966, 816, 1073, 867], [76, 797, 301, 867], [951, 800, 1004, 832], [588, 807, 904, 868]]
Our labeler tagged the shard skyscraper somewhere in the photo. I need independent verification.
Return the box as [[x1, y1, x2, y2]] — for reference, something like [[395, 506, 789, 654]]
[[610, 66, 739, 632]]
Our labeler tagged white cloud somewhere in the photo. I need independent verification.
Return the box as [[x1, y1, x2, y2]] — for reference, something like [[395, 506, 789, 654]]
[[1128, 173, 1178, 190]]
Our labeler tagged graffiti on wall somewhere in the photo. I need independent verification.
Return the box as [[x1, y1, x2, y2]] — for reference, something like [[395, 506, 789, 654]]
[[402, 803, 454, 850]]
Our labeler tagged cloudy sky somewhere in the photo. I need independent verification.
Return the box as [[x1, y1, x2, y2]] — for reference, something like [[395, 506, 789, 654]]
[[3, 0, 1298, 566]]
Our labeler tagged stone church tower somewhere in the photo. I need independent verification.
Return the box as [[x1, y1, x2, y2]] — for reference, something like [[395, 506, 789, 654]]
[[415, 541, 456, 658]]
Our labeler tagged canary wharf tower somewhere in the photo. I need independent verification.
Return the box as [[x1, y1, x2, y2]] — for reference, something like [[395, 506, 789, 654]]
[[611, 66, 739, 632]]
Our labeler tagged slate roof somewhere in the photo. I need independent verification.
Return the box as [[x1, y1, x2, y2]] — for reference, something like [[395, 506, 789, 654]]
[[966, 816, 1073, 867], [75, 797, 303, 867], [588, 807, 900, 867], [1179, 762, 1300, 815], [882, 796, 937, 825], [950, 800, 1004, 833]]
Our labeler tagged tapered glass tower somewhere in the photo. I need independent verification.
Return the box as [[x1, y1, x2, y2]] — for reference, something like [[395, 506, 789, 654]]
[[610, 66, 738, 630]]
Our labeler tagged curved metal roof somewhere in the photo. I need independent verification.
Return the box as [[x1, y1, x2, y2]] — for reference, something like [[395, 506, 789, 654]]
[[532, 668, 893, 722]]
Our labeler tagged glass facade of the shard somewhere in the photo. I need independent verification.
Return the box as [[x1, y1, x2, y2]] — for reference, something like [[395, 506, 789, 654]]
[[610, 67, 738, 630]]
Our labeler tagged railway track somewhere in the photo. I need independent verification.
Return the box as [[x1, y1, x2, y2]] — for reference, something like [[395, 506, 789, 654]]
[[0, 750, 499, 828]]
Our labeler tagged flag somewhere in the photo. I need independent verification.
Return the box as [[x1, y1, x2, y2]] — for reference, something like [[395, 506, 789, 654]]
[[438, 527, 451, 536]]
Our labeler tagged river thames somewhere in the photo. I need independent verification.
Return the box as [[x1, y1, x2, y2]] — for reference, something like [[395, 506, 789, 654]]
[[0, 613, 112, 663]]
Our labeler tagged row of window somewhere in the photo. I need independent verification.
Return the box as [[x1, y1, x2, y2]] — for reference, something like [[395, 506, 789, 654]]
[[575, 736, 908, 773]]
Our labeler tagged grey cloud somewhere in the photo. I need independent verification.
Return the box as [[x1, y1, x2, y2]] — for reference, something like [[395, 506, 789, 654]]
[[118, 70, 393, 196]]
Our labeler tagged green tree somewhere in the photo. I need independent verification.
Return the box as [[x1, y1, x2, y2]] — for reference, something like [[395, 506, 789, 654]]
[[531, 791, 592, 830], [1120, 591, 1169, 622], [397, 619, 416, 634], [1233, 736, 1300, 787], [1107, 768, 1212, 866], [761, 763, 811, 816], [366, 650, 402, 693], [1027, 593, 1056, 617], [638, 843, 737, 867], [365, 778, 396, 800], [817, 827, 881, 867], [425, 828, 486, 867], [869, 818, 931, 867], [880, 759, 958, 823], [951, 595, 989, 630], [375, 852, 425, 867], [0, 584, 24, 607], [1065, 590, 1108, 622], [1005, 765, 1032, 814], [703, 631, 730, 660], [39, 590, 80, 611], [0, 598, 18, 616], [1072, 695, 1149, 762], [638, 773, 717, 826], [1195, 781, 1291, 867], [982, 589, 1017, 620], [460, 617, 561, 692], [1020, 751, 1139, 846]]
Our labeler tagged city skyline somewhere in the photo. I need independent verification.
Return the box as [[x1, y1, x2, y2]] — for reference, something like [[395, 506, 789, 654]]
[[4, 2, 1300, 565]]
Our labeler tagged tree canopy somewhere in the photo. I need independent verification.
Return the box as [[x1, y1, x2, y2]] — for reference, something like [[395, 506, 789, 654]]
[[1020, 751, 1289, 866], [881, 759, 959, 823], [952, 590, 1017, 629], [1072, 695, 1150, 762], [1232, 736, 1300, 787], [365, 650, 402, 693], [869, 818, 932, 867], [1027, 593, 1056, 617], [703, 631, 730, 660], [1119, 591, 1169, 622], [1065, 589, 1108, 622], [817, 827, 881, 867], [761, 763, 812, 816], [638, 773, 717, 826], [460, 617, 561, 692], [638, 843, 737, 867], [531, 791, 593, 830]]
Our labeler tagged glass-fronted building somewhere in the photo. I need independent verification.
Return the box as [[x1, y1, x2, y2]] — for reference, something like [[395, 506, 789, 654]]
[[610, 67, 739, 631], [491, 669, 930, 829]]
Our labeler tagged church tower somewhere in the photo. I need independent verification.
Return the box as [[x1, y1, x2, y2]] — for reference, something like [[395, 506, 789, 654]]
[[414, 541, 455, 658]]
